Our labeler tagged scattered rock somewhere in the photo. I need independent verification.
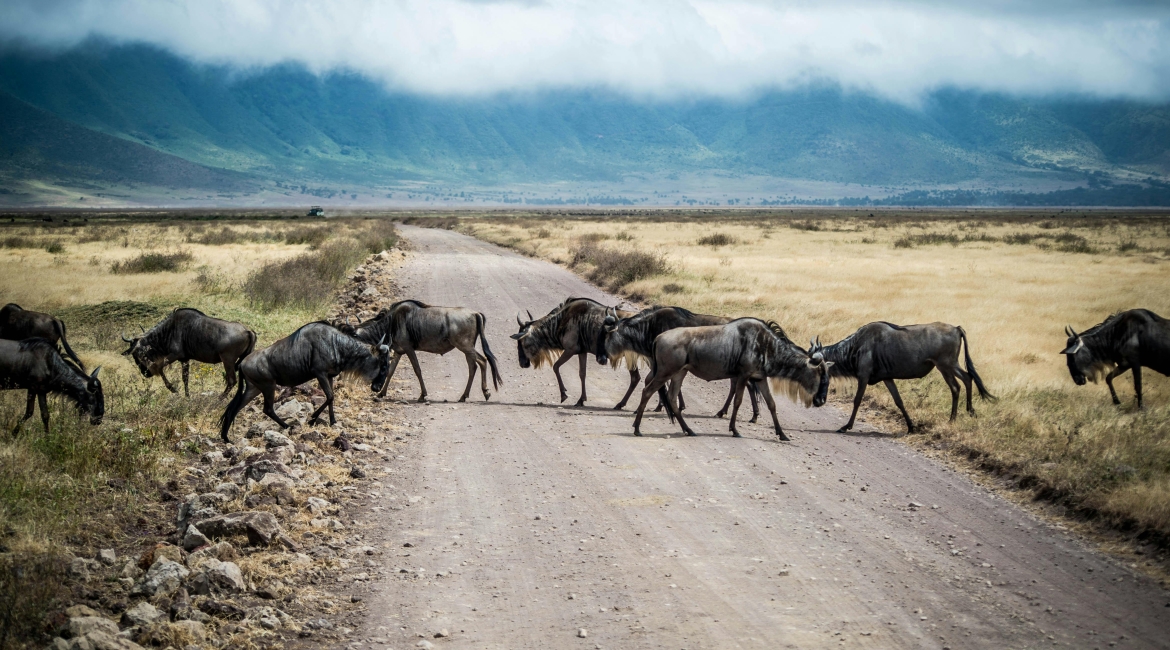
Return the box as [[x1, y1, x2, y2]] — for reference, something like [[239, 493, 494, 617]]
[[134, 558, 189, 597], [306, 618, 333, 630], [170, 619, 206, 641], [578, 628, 588, 638], [204, 559, 246, 592], [198, 600, 245, 620], [65, 605, 100, 619], [214, 482, 240, 498], [194, 511, 291, 548], [121, 602, 165, 628], [434, 629, 449, 638], [264, 430, 292, 448], [275, 400, 305, 420], [332, 436, 352, 452], [182, 525, 211, 552], [61, 630, 145, 649], [97, 549, 117, 566], [66, 615, 119, 638], [120, 561, 143, 581], [306, 497, 331, 514], [349, 466, 367, 479], [68, 557, 91, 580], [200, 450, 224, 464], [361, 286, 381, 298], [416, 641, 434, 650]]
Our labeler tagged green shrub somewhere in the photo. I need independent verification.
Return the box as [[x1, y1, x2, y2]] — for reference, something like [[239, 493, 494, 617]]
[[696, 233, 737, 246], [44, 241, 65, 254], [283, 226, 330, 248], [355, 219, 398, 254], [570, 241, 670, 290], [244, 239, 365, 310], [109, 250, 194, 274]]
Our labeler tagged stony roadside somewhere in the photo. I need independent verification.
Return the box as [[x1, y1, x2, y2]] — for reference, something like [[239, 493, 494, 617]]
[[44, 250, 413, 650]]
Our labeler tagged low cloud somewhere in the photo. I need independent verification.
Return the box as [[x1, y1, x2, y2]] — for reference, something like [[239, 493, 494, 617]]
[[1, 0, 1167, 102]]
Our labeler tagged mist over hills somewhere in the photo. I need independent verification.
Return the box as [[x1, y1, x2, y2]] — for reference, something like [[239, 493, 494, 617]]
[[1, 42, 1168, 206]]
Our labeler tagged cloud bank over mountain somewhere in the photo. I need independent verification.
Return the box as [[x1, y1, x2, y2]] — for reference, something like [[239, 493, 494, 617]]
[[1, 0, 1168, 102]]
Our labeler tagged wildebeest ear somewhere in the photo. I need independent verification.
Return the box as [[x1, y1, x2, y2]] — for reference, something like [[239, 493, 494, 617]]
[[1060, 339, 1084, 355], [823, 361, 834, 369], [510, 332, 523, 340]]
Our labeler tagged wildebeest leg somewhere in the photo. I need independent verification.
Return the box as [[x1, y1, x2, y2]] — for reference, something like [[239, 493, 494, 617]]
[[459, 351, 478, 403], [633, 372, 673, 436], [955, 367, 975, 415], [157, 362, 179, 394], [575, 353, 589, 406], [727, 377, 749, 437], [665, 370, 694, 435], [746, 381, 759, 423], [716, 380, 736, 418], [181, 361, 191, 398], [260, 387, 291, 429], [883, 379, 914, 433], [219, 353, 237, 400], [551, 349, 575, 403], [14, 391, 36, 435], [377, 353, 404, 398], [756, 380, 790, 441], [838, 377, 868, 433], [38, 392, 50, 432], [939, 366, 961, 422], [475, 351, 491, 400], [1104, 364, 1130, 405], [309, 374, 333, 425], [1132, 365, 1143, 409], [403, 348, 428, 402], [614, 367, 640, 410]]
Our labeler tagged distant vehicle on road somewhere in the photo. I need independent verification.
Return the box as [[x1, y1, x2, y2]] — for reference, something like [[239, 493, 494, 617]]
[[307, 206, 325, 217]]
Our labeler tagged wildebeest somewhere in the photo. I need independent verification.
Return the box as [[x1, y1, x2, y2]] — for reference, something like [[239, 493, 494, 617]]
[[632, 319, 832, 439], [595, 305, 760, 419], [218, 322, 392, 442], [344, 300, 501, 402], [1062, 309, 1170, 408], [0, 338, 103, 434], [816, 321, 992, 434], [122, 308, 256, 398], [0, 303, 85, 370], [512, 297, 634, 406]]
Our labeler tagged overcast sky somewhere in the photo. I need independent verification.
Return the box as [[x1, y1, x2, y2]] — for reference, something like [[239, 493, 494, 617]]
[[1, 0, 1168, 102]]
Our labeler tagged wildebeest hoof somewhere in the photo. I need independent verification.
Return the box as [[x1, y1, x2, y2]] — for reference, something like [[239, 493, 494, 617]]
[[575, 398, 586, 407], [633, 430, 642, 437], [715, 411, 726, 419], [685, 429, 696, 437], [777, 431, 791, 441], [836, 425, 850, 433], [748, 416, 758, 424], [458, 396, 469, 403], [417, 396, 428, 403], [613, 403, 625, 410], [731, 431, 741, 438]]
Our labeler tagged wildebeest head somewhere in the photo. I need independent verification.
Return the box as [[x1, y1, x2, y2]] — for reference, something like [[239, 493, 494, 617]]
[[510, 310, 537, 369], [1060, 325, 1107, 386], [370, 335, 393, 393], [120, 328, 158, 378], [595, 306, 632, 366], [806, 338, 833, 407], [81, 365, 105, 425]]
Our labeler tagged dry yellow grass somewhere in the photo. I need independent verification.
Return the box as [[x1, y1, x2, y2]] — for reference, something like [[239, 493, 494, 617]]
[[464, 212, 1170, 541]]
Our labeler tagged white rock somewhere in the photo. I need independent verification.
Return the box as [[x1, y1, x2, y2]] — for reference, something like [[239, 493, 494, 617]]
[[258, 472, 295, 490], [264, 431, 292, 448], [134, 558, 189, 597], [182, 525, 211, 552], [577, 628, 588, 638], [121, 602, 165, 627], [97, 549, 117, 566], [200, 450, 224, 464], [66, 616, 119, 638], [274, 400, 303, 420], [215, 482, 240, 498], [204, 559, 246, 592], [306, 497, 330, 514], [361, 286, 380, 298]]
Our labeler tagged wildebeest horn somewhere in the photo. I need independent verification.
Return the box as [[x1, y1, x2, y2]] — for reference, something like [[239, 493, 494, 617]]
[[527, 310, 534, 321], [346, 315, 352, 327], [379, 334, 386, 345], [120, 331, 132, 343], [139, 325, 146, 335], [516, 311, 525, 327], [90, 366, 101, 379], [1065, 325, 1078, 338]]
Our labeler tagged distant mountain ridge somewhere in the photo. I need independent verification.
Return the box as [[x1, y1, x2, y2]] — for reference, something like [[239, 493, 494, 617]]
[[0, 42, 1167, 203]]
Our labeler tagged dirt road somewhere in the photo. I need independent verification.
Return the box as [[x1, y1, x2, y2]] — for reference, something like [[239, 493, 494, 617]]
[[357, 225, 1168, 649]]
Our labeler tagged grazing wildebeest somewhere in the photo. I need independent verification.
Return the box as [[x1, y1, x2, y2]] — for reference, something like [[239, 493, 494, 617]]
[[345, 300, 502, 402], [218, 322, 391, 442], [632, 319, 832, 439], [1062, 309, 1170, 408], [122, 308, 256, 398], [595, 305, 761, 419], [512, 298, 635, 406], [816, 321, 992, 434], [0, 338, 103, 434], [0, 303, 85, 370]]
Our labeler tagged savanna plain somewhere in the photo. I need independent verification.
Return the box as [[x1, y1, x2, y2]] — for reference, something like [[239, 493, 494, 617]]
[[2, 208, 1170, 649]]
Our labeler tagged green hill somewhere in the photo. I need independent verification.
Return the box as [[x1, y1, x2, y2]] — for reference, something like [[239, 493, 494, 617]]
[[0, 42, 1167, 202]]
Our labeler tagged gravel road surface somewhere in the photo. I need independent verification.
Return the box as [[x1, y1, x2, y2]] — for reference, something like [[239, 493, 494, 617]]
[[357, 224, 1168, 649]]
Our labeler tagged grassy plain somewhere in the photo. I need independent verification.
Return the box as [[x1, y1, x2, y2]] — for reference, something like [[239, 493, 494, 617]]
[[0, 216, 395, 636], [461, 210, 1170, 546]]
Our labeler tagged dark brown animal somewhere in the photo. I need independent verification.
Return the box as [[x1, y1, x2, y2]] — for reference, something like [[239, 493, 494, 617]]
[[0, 303, 84, 370], [1063, 309, 1170, 408], [122, 308, 256, 398], [632, 319, 831, 439], [512, 298, 634, 406], [0, 338, 103, 434], [816, 321, 992, 433]]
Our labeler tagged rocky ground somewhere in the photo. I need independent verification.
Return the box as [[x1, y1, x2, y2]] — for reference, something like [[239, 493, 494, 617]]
[[44, 250, 413, 650]]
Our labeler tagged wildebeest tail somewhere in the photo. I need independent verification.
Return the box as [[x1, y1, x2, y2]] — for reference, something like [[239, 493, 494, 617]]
[[242, 329, 257, 361], [958, 326, 994, 400], [476, 312, 502, 390], [53, 318, 85, 371], [218, 374, 249, 442]]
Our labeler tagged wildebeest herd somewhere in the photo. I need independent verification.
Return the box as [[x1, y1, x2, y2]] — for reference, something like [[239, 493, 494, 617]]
[[1, 298, 1167, 441]]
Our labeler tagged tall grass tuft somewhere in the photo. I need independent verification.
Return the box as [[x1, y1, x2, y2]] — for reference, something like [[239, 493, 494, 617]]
[[283, 226, 330, 248], [355, 219, 398, 254], [569, 241, 670, 290], [109, 250, 194, 274], [244, 239, 366, 310], [697, 233, 737, 246]]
